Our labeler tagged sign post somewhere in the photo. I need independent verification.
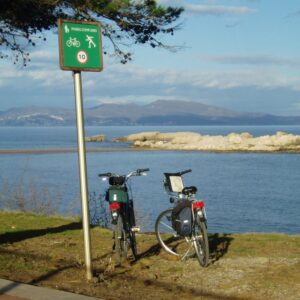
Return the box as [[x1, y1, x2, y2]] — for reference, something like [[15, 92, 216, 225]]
[[58, 19, 103, 280]]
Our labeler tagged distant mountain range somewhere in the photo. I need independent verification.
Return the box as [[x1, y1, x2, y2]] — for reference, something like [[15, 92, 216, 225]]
[[1, 100, 300, 126]]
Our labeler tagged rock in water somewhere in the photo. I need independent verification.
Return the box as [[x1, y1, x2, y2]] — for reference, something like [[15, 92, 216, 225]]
[[85, 134, 106, 142]]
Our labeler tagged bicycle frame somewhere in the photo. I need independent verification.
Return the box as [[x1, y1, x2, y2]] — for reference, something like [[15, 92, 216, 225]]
[[99, 168, 149, 263], [165, 185, 207, 225], [156, 169, 209, 267]]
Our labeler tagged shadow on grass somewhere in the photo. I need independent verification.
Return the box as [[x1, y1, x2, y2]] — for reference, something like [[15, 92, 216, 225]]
[[0, 257, 251, 300], [137, 236, 174, 259], [0, 230, 238, 300], [0, 222, 83, 244], [136, 233, 234, 265], [209, 233, 234, 263]]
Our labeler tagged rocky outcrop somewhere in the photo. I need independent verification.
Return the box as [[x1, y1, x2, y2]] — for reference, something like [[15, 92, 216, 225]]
[[114, 131, 300, 152], [85, 134, 106, 142]]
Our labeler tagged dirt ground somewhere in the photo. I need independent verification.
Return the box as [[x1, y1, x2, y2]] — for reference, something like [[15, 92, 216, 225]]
[[0, 212, 299, 300]]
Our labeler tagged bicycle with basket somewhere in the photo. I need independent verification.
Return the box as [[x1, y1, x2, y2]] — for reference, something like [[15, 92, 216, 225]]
[[155, 169, 209, 267], [99, 168, 149, 265]]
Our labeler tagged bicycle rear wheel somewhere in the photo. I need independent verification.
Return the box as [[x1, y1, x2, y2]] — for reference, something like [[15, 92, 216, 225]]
[[114, 216, 128, 265], [193, 214, 209, 267], [155, 208, 195, 259]]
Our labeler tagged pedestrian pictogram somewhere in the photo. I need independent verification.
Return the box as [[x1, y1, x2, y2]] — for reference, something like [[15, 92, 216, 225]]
[[64, 24, 70, 33], [58, 19, 103, 72], [86, 35, 96, 48]]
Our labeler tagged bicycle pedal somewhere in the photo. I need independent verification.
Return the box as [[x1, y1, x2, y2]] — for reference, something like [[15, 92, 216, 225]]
[[131, 226, 140, 233]]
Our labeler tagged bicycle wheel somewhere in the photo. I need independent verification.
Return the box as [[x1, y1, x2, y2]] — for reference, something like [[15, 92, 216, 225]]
[[129, 231, 138, 260], [126, 200, 138, 260], [155, 208, 195, 259], [66, 39, 72, 47], [193, 214, 209, 267], [114, 216, 128, 265]]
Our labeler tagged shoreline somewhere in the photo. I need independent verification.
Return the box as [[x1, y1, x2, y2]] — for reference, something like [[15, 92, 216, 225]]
[[1, 147, 300, 154], [0, 147, 153, 154]]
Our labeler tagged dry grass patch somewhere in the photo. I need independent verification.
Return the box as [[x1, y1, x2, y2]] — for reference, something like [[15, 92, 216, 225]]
[[0, 211, 299, 300]]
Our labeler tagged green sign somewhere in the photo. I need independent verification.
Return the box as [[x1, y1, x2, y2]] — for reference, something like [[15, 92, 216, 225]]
[[58, 19, 103, 72]]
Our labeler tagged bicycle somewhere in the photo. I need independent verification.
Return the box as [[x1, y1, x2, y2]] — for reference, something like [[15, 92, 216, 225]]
[[66, 37, 80, 47], [98, 168, 149, 265], [155, 169, 209, 267]]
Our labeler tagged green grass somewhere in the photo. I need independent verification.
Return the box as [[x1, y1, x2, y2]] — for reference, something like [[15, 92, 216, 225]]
[[225, 233, 300, 258], [0, 210, 78, 233], [0, 211, 299, 300]]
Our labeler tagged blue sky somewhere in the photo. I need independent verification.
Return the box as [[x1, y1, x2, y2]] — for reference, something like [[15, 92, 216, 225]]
[[0, 0, 300, 115]]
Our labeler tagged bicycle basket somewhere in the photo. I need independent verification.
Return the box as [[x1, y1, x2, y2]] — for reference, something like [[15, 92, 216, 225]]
[[171, 200, 192, 236], [164, 173, 184, 193], [109, 176, 125, 186], [108, 186, 128, 203]]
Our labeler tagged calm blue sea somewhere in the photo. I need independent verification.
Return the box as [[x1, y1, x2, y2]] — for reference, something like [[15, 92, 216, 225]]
[[0, 125, 299, 234]]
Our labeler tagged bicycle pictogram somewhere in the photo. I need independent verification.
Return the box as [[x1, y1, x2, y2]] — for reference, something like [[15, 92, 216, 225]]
[[66, 37, 80, 47]]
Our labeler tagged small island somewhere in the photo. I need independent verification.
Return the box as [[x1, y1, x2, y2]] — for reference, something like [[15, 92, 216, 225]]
[[113, 131, 300, 152], [85, 134, 106, 142]]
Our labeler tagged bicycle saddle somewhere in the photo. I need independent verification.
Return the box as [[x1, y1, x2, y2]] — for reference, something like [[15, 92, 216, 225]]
[[182, 186, 197, 195]]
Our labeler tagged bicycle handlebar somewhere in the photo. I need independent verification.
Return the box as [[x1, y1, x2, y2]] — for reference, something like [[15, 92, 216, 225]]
[[137, 168, 150, 173], [98, 172, 112, 177], [98, 168, 150, 179], [179, 169, 192, 176]]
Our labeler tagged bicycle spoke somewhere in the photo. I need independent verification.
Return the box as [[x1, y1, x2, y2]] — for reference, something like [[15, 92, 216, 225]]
[[181, 243, 194, 260], [160, 221, 176, 232]]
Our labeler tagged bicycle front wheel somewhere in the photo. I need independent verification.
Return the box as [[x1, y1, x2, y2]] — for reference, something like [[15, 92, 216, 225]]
[[114, 216, 128, 265], [193, 215, 209, 267], [155, 208, 195, 259], [129, 231, 138, 260], [127, 200, 138, 260]]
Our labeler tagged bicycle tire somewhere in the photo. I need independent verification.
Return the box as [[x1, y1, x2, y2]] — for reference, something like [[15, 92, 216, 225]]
[[114, 215, 128, 265], [126, 200, 138, 260], [193, 214, 209, 267], [155, 208, 194, 258], [66, 39, 72, 47], [129, 231, 138, 259]]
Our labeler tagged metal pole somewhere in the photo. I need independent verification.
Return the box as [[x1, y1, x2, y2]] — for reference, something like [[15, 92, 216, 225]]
[[73, 70, 93, 280]]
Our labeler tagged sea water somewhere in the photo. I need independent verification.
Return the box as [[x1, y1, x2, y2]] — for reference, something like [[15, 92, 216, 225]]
[[0, 126, 299, 234]]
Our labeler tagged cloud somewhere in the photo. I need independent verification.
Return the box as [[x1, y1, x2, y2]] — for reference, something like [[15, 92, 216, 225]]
[[189, 70, 300, 90], [1, 48, 300, 115], [86, 94, 184, 105], [285, 9, 300, 18], [105, 63, 300, 91], [156, 0, 182, 6], [156, 1, 255, 16], [201, 55, 300, 67], [27, 56, 300, 92], [2, 54, 300, 94], [184, 4, 256, 16], [30, 50, 57, 61]]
